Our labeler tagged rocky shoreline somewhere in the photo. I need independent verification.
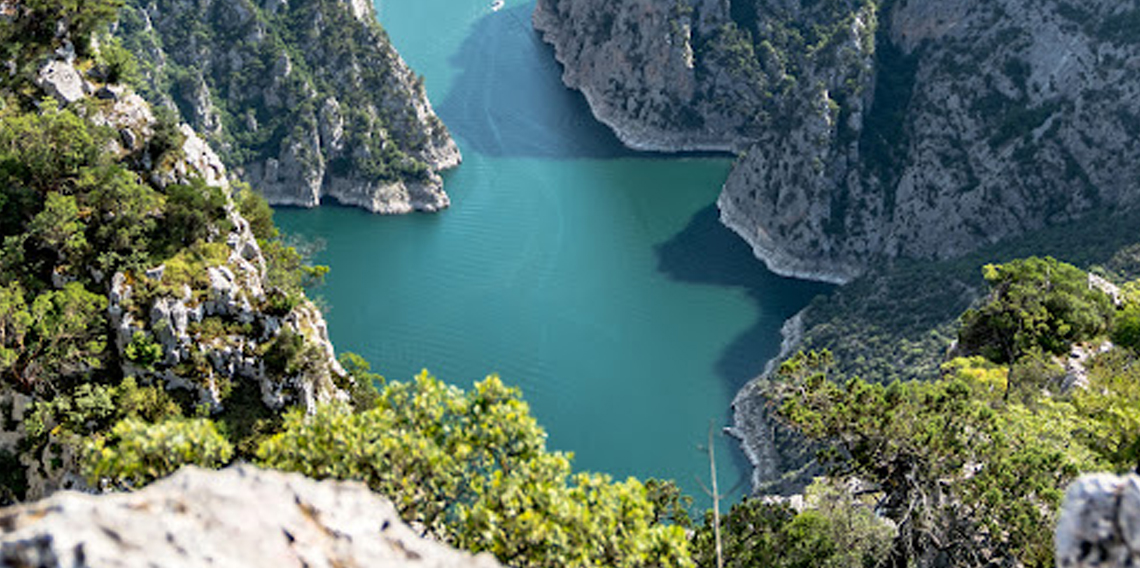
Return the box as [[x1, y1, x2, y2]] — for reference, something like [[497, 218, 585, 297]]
[[532, 0, 1140, 286], [724, 310, 818, 495]]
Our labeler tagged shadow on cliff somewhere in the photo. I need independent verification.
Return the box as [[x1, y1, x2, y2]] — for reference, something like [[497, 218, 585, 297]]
[[656, 206, 835, 390], [436, 3, 636, 159]]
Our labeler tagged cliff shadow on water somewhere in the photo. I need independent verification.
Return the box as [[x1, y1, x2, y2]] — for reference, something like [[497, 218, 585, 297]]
[[656, 206, 835, 388], [436, 3, 637, 159]]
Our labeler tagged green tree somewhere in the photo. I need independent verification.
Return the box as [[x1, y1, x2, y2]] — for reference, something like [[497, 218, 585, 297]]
[[257, 371, 692, 568], [4, 282, 107, 389], [153, 178, 230, 258], [336, 351, 382, 410], [1070, 349, 1140, 471], [958, 257, 1112, 364], [768, 350, 1083, 567], [81, 165, 162, 274], [94, 36, 139, 85], [0, 282, 31, 375], [0, 105, 109, 198], [691, 477, 893, 568]]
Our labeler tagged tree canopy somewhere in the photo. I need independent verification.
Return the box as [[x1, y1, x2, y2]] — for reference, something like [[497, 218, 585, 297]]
[[256, 371, 693, 568]]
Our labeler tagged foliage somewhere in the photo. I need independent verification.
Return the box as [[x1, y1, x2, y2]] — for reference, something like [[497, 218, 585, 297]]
[[1111, 302, 1140, 351], [691, 479, 893, 568], [795, 206, 1140, 386], [153, 178, 230, 259], [148, 105, 186, 161], [0, 104, 110, 200], [0, 450, 28, 505], [24, 382, 116, 438], [645, 478, 694, 528], [767, 350, 1086, 567], [236, 184, 279, 242], [257, 371, 692, 568], [0, 0, 121, 71], [123, 331, 162, 368], [94, 36, 140, 86], [1070, 349, 1140, 471], [83, 417, 233, 487], [336, 351, 382, 411], [0, 282, 107, 390], [24, 375, 180, 440], [958, 257, 1112, 363]]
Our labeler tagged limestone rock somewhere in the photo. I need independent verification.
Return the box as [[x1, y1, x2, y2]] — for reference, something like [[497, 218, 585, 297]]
[[0, 465, 504, 568], [117, 0, 461, 214], [535, 0, 1140, 283], [103, 118, 348, 415], [35, 60, 85, 105], [1056, 474, 1140, 568]]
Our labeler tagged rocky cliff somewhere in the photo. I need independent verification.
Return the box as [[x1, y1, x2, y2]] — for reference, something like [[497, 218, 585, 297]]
[[0, 465, 503, 568], [117, 0, 461, 213], [0, 20, 352, 500], [535, 0, 1140, 283]]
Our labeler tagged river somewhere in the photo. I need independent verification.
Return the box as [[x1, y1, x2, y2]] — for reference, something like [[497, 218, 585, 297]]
[[272, 0, 831, 504]]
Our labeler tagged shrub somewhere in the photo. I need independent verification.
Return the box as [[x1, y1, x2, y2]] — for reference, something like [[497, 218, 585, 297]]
[[83, 417, 233, 487]]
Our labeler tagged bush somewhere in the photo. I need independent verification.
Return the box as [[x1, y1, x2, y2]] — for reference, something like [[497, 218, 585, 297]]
[[83, 417, 233, 487], [1112, 303, 1140, 351], [124, 331, 162, 368], [96, 36, 139, 86]]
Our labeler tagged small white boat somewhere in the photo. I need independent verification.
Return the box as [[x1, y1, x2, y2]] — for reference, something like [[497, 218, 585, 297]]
[[491, 0, 504, 11]]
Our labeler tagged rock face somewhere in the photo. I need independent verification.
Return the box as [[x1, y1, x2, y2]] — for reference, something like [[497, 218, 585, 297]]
[[35, 60, 86, 104], [117, 0, 461, 213], [535, 0, 1140, 283], [93, 90, 348, 418], [1055, 474, 1140, 568], [1, 64, 350, 502], [0, 465, 503, 568]]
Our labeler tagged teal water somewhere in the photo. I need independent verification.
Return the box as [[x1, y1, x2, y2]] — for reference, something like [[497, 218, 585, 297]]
[[273, 0, 831, 504]]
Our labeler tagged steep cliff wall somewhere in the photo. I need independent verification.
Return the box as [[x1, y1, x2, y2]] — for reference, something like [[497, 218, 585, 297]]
[[536, 0, 1140, 283], [117, 0, 461, 213]]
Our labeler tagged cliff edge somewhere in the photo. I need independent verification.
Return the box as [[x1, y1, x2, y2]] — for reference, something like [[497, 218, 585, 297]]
[[535, 0, 1140, 283], [117, 0, 461, 213]]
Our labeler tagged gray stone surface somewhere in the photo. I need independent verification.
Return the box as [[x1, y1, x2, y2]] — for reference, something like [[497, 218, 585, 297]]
[[1056, 474, 1140, 568], [119, 0, 461, 214], [536, 0, 1140, 283], [0, 465, 503, 568], [35, 60, 85, 105]]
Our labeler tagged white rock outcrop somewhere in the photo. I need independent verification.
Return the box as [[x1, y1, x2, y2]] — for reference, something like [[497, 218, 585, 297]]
[[1056, 474, 1140, 568], [35, 60, 86, 105], [0, 465, 504, 568]]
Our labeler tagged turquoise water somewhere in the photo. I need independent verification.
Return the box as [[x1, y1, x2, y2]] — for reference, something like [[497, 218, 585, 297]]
[[273, 0, 831, 504]]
